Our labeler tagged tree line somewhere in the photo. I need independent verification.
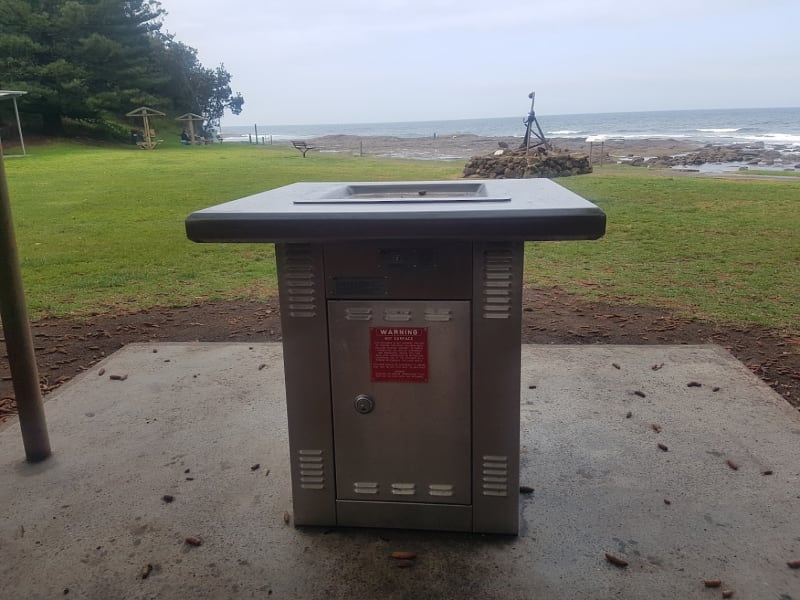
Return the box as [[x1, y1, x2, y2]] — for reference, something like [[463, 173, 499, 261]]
[[0, 0, 244, 136]]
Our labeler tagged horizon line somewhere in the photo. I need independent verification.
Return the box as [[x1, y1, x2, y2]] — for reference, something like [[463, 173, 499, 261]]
[[222, 106, 800, 130]]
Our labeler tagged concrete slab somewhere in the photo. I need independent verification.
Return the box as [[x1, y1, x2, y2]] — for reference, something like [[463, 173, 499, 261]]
[[1, 343, 798, 599]]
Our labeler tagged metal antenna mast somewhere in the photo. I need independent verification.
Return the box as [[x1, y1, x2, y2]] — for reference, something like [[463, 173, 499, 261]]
[[521, 91, 548, 153]]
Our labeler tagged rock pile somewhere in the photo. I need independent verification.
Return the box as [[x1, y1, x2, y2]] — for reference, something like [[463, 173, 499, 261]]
[[463, 148, 592, 179]]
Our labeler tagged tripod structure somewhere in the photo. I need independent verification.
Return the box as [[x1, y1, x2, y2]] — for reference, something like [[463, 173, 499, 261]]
[[520, 92, 549, 153]]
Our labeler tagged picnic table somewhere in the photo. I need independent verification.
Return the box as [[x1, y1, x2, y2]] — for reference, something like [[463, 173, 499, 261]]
[[136, 129, 162, 149]]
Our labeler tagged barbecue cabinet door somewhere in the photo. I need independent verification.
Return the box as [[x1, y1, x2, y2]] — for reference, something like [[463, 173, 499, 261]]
[[328, 300, 471, 505]]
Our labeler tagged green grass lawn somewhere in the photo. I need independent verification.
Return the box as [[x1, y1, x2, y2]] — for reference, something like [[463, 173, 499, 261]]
[[536, 175, 799, 330], [5, 141, 460, 317], [735, 169, 800, 177], [3, 141, 799, 333]]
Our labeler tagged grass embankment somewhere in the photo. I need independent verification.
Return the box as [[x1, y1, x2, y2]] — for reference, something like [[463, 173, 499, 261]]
[[4, 141, 799, 332]]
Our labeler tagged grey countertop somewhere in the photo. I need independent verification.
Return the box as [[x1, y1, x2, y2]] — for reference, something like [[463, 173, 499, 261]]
[[185, 179, 606, 242]]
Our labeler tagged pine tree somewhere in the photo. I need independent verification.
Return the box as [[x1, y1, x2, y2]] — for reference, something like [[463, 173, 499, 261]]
[[0, 0, 244, 135]]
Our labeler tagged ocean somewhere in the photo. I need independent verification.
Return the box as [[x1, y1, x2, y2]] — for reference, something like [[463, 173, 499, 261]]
[[221, 107, 800, 147]]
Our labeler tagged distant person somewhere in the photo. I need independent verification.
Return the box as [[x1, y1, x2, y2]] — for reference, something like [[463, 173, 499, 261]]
[[180, 129, 190, 145]]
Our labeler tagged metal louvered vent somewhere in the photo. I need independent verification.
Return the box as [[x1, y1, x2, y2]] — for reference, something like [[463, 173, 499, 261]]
[[280, 245, 317, 318], [354, 481, 379, 495], [344, 307, 373, 321], [383, 307, 412, 322], [297, 449, 326, 490], [481, 455, 508, 497], [391, 483, 416, 496], [428, 483, 455, 497], [424, 308, 453, 322], [481, 247, 513, 319]]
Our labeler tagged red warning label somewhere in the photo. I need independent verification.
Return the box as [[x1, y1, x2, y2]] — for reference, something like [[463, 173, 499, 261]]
[[370, 327, 429, 383]]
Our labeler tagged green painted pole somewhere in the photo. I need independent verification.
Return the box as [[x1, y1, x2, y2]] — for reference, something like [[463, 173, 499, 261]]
[[0, 146, 51, 462]]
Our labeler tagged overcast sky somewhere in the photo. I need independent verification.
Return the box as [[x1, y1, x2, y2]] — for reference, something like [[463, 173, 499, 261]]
[[159, 0, 799, 126]]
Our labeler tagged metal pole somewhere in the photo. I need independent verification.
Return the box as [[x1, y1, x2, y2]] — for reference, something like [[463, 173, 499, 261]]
[[12, 97, 26, 157], [0, 147, 51, 462], [143, 114, 149, 147], [525, 92, 535, 155]]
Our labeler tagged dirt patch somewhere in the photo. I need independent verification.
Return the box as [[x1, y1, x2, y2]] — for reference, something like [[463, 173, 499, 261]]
[[1, 288, 798, 424]]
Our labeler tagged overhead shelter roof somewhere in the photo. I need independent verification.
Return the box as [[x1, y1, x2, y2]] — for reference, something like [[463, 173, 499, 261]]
[[125, 106, 166, 117], [126, 106, 165, 150], [175, 113, 204, 121], [0, 90, 28, 157]]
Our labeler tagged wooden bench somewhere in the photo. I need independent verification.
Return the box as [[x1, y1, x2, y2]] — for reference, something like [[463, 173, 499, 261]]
[[291, 140, 316, 158]]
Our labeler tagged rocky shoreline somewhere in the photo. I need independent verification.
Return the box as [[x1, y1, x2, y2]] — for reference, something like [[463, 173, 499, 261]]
[[308, 134, 800, 172], [564, 138, 800, 171]]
